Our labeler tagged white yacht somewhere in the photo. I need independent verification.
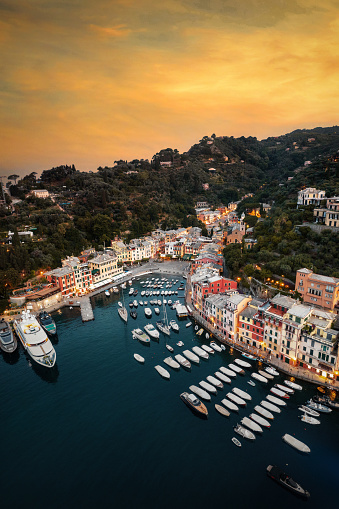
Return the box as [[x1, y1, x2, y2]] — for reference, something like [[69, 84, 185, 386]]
[[144, 307, 152, 318], [169, 319, 179, 332], [144, 323, 159, 340], [13, 308, 56, 368], [132, 328, 150, 345]]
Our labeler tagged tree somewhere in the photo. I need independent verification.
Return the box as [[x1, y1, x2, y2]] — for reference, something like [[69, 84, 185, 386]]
[[8, 174, 20, 185]]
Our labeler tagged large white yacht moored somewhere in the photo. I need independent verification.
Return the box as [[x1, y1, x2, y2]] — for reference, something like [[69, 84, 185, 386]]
[[13, 308, 56, 368]]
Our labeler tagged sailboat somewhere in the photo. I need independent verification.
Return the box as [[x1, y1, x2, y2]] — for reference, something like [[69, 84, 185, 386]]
[[156, 301, 170, 336], [118, 286, 128, 323]]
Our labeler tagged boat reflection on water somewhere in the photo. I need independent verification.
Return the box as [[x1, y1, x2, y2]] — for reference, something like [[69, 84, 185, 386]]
[[0, 347, 20, 365]]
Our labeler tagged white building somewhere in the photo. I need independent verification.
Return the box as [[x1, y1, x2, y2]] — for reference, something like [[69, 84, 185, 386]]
[[297, 188, 325, 208]]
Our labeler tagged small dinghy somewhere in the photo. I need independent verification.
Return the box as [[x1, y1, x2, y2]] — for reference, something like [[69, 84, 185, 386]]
[[250, 413, 271, 428], [222, 398, 239, 412], [251, 372, 268, 383], [275, 383, 294, 394], [227, 392, 246, 407], [241, 416, 263, 434], [282, 434, 310, 453], [248, 380, 256, 387], [210, 341, 222, 352], [199, 380, 217, 394], [154, 365, 170, 379], [175, 354, 191, 369], [228, 363, 245, 375], [232, 437, 242, 447], [192, 346, 209, 359], [298, 405, 320, 417], [189, 385, 211, 401], [259, 369, 274, 380], [219, 366, 236, 378], [215, 371, 231, 384], [265, 366, 279, 376], [215, 404, 230, 417], [254, 405, 274, 420], [163, 356, 180, 370], [242, 353, 257, 360], [194, 325, 199, 331], [299, 413, 321, 425], [270, 387, 289, 399], [183, 349, 200, 364], [220, 344, 226, 351], [186, 322, 192, 328], [165, 344, 174, 352], [285, 379, 302, 391], [134, 354, 145, 364], [201, 344, 214, 355], [207, 375, 223, 389], [260, 400, 281, 414], [267, 394, 287, 406], [232, 387, 252, 401], [234, 423, 256, 441], [235, 358, 252, 369], [176, 341, 184, 347]]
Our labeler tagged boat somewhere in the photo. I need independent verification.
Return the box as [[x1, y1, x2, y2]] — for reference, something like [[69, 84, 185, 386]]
[[183, 349, 200, 364], [129, 302, 134, 308], [222, 398, 239, 412], [0, 318, 17, 353], [186, 322, 192, 328], [298, 405, 320, 417], [242, 353, 257, 360], [180, 392, 208, 418], [317, 385, 326, 394], [266, 394, 287, 406], [232, 387, 252, 401], [241, 417, 263, 434], [175, 354, 191, 369], [226, 392, 246, 407], [165, 344, 174, 352], [13, 308, 56, 368], [189, 385, 211, 401], [215, 371, 231, 384], [163, 356, 180, 370], [192, 346, 209, 359], [267, 465, 310, 499], [234, 358, 252, 369], [132, 328, 150, 345], [105, 290, 110, 297], [313, 395, 339, 409], [154, 365, 170, 379], [37, 310, 57, 336], [219, 366, 236, 378], [234, 423, 255, 441], [134, 353, 145, 364], [176, 340, 184, 347], [201, 344, 214, 355], [250, 413, 271, 428], [275, 383, 294, 394], [156, 302, 171, 336], [228, 363, 245, 375], [215, 404, 230, 417], [220, 344, 226, 351], [299, 413, 321, 425], [282, 434, 311, 453], [144, 323, 159, 340], [144, 307, 152, 318], [254, 405, 274, 420], [306, 400, 332, 413], [270, 387, 289, 399], [285, 380, 303, 391], [154, 307, 160, 315], [130, 311, 137, 319], [232, 437, 242, 447], [206, 375, 223, 389], [118, 288, 128, 322], [265, 366, 279, 376], [260, 400, 281, 414], [169, 319, 179, 332], [210, 341, 222, 352], [113, 286, 119, 293], [199, 381, 217, 394], [251, 372, 268, 383], [195, 324, 199, 331], [258, 369, 274, 380], [133, 300, 138, 308], [248, 380, 256, 387], [196, 328, 204, 336]]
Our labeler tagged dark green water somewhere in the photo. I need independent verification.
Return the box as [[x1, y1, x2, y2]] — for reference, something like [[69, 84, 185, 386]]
[[1, 274, 338, 509]]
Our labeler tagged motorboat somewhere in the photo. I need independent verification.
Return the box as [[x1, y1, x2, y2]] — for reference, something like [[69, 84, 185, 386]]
[[306, 400, 332, 413], [192, 346, 209, 359], [222, 398, 239, 412], [228, 363, 245, 375], [199, 381, 217, 394], [270, 387, 289, 399], [232, 437, 242, 447], [298, 405, 320, 417], [220, 344, 226, 351], [248, 380, 256, 387], [215, 404, 230, 417], [215, 371, 231, 384], [259, 369, 274, 380], [265, 366, 279, 376], [210, 341, 222, 352], [189, 385, 211, 401], [105, 290, 110, 297], [154, 307, 160, 315], [219, 366, 236, 378], [254, 405, 274, 420], [139, 300, 143, 306], [226, 392, 246, 407], [144, 307, 152, 318], [186, 322, 192, 328], [13, 308, 56, 368], [118, 301, 123, 307], [165, 344, 174, 352], [260, 400, 281, 414], [232, 387, 252, 401], [175, 354, 191, 369], [206, 375, 223, 389], [233, 423, 255, 441], [0, 318, 17, 353], [133, 300, 138, 308], [132, 328, 150, 345], [130, 311, 137, 319], [299, 413, 320, 425], [250, 413, 271, 428], [163, 356, 180, 370], [282, 434, 310, 453], [313, 395, 339, 410], [134, 353, 145, 364], [285, 380, 303, 391], [266, 394, 287, 406], [37, 311, 57, 336], [155, 365, 170, 379], [176, 341, 184, 347], [183, 349, 200, 364], [242, 353, 257, 360], [241, 417, 263, 434], [169, 320, 179, 332], [180, 392, 208, 419], [201, 344, 214, 355], [267, 465, 310, 499], [234, 358, 251, 369], [251, 372, 268, 383], [275, 383, 294, 394], [144, 323, 159, 340]]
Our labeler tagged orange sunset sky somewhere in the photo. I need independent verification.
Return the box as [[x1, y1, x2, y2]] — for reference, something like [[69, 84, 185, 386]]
[[1, 0, 339, 175]]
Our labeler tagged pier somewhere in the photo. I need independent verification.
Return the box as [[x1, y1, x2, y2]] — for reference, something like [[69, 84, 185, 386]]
[[80, 297, 94, 322]]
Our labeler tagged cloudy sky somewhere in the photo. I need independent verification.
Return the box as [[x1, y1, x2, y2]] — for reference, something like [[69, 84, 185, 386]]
[[1, 0, 339, 174]]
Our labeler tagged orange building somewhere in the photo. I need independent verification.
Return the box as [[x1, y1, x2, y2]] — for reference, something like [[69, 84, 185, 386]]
[[295, 268, 339, 313]]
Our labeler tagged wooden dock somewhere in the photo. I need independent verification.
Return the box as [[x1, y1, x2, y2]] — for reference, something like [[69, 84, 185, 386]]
[[80, 297, 94, 322]]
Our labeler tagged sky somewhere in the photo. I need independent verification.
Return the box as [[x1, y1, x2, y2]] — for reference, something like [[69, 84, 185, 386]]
[[1, 0, 339, 175]]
